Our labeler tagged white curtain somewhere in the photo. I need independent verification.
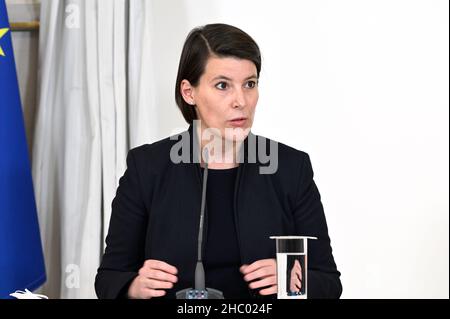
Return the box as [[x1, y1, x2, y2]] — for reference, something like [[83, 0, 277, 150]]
[[32, 0, 157, 299]]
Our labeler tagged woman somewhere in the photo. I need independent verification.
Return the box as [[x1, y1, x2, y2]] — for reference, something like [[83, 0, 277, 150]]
[[95, 23, 342, 299]]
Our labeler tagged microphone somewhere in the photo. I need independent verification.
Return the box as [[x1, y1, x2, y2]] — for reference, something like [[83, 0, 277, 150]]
[[176, 148, 224, 299]]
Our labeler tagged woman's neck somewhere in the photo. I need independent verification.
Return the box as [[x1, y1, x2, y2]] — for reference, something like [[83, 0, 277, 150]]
[[195, 125, 243, 169]]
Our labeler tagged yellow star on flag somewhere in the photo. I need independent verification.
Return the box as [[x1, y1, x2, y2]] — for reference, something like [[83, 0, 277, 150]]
[[0, 27, 9, 56]]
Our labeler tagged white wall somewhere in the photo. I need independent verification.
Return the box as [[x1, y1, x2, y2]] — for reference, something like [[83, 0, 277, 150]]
[[148, 0, 449, 298]]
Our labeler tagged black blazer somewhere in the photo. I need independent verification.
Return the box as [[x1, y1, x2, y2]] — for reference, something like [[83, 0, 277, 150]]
[[95, 125, 342, 299]]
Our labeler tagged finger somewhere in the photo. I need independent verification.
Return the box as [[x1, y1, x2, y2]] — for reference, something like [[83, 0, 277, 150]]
[[291, 272, 301, 283], [295, 277, 302, 290], [142, 288, 167, 299], [296, 264, 302, 274], [292, 264, 302, 278], [240, 259, 275, 275], [290, 283, 296, 292], [248, 275, 277, 290], [140, 268, 178, 283], [144, 260, 178, 275], [295, 266, 302, 281], [243, 266, 276, 282], [144, 278, 174, 290], [259, 285, 277, 296], [239, 264, 249, 273]]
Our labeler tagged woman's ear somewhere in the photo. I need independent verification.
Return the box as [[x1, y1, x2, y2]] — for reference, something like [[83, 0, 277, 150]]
[[180, 80, 196, 106]]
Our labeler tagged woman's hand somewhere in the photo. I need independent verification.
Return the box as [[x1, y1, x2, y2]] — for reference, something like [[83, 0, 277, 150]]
[[240, 258, 277, 295], [127, 259, 178, 299], [289, 259, 302, 293]]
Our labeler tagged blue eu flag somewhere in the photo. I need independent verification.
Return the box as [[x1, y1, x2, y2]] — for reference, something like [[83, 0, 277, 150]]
[[0, 0, 46, 298]]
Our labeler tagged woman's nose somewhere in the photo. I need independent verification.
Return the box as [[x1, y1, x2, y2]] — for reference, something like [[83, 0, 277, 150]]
[[233, 89, 246, 109]]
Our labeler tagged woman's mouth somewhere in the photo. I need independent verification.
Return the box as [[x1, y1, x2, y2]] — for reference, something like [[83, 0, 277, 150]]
[[228, 117, 247, 127]]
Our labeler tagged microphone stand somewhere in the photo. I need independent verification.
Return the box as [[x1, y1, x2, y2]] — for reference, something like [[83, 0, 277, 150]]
[[176, 148, 224, 299]]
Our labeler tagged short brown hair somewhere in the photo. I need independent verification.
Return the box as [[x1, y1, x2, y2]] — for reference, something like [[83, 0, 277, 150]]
[[175, 23, 262, 124]]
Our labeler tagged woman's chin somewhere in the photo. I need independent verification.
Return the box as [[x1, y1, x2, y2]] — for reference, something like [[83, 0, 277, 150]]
[[223, 127, 251, 143]]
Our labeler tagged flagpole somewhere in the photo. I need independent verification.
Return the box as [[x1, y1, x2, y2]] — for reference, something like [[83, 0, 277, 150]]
[[10, 21, 39, 32]]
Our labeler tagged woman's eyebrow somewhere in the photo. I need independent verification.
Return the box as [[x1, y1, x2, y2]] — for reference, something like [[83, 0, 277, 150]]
[[210, 74, 258, 82]]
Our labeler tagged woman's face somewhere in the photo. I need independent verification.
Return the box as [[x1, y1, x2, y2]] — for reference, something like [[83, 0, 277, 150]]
[[182, 56, 259, 142]]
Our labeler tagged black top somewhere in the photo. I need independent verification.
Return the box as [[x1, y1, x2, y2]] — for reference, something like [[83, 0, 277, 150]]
[[203, 166, 251, 299]]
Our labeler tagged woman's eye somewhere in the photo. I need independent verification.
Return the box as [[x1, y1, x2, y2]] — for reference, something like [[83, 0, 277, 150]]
[[246, 81, 257, 88], [215, 82, 228, 90]]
